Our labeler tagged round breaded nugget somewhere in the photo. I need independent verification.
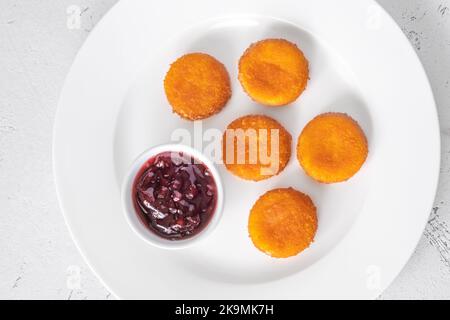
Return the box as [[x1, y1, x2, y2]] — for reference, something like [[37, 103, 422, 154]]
[[164, 53, 231, 120], [297, 113, 368, 183], [249, 188, 317, 258], [238, 39, 309, 106], [222, 115, 291, 181]]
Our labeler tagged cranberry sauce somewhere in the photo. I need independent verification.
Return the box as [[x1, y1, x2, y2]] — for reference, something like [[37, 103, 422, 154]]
[[132, 151, 217, 240]]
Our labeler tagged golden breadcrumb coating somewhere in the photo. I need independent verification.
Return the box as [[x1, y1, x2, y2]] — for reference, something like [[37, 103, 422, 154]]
[[164, 53, 231, 120], [248, 188, 317, 258], [297, 112, 368, 183], [222, 115, 292, 181], [238, 39, 309, 106]]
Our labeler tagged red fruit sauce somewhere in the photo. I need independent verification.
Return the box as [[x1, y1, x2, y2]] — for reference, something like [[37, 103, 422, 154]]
[[132, 151, 217, 240]]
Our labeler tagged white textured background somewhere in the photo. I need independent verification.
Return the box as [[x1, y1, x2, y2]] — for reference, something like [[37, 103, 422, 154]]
[[0, 0, 449, 300]]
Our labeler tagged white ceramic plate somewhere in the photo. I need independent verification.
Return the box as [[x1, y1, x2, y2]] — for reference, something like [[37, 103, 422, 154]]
[[54, 0, 440, 299]]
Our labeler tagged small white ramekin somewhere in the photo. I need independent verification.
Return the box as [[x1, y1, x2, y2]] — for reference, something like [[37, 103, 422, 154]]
[[121, 144, 224, 249]]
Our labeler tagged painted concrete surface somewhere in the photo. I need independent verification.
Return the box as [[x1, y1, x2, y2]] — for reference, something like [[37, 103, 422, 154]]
[[0, 0, 449, 299]]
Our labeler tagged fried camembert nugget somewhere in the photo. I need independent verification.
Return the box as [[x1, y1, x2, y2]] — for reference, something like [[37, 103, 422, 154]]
[[164, 53, 231, 120], [222, 115, 291, 181], [297, 113, 368, 183], [249, 188, 317, 258], [238, 39, 309, 106]]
